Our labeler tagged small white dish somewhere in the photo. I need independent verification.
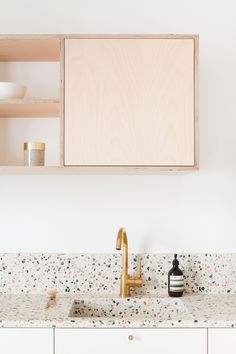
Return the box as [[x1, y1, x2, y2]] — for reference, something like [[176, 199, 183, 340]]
[[0, 82, 27, 99]]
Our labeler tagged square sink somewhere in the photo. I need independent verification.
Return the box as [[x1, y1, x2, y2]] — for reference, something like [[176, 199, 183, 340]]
[[69, 296, 191, 321]]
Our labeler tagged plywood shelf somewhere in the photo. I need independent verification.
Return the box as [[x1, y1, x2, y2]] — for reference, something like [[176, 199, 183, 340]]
[[0, 99, 60, 117], [0, 36, 61, 61], [0, 165, 198, 174]]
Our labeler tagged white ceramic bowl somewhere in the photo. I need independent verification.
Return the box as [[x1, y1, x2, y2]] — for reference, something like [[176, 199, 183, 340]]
[[0, 82, 26, 99]]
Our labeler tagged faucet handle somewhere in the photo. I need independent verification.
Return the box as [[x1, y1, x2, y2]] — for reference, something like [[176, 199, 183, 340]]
[[137, 260, 142, 278]]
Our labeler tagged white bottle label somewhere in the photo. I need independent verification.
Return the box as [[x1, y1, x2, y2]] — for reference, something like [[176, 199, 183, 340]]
[[169, 275, 184, 292]]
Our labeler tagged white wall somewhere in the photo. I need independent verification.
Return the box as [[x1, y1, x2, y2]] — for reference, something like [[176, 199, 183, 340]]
[[0, 0, 236, 253]]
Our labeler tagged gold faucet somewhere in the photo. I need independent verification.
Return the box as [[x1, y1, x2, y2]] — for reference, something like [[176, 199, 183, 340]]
[[116, 228, 142, 298]]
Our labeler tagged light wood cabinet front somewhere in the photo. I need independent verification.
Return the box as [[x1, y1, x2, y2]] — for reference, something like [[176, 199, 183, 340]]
[[56, 328, 206, 354], [65, 36, 198, 169]]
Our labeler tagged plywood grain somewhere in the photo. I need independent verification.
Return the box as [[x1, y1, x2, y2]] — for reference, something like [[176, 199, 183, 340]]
[[0, 99, 60, 117], [65, 38, 195, 166], [0, 37, 60, 61]]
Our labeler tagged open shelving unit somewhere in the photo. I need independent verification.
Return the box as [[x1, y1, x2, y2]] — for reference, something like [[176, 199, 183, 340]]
[[0, 35, 63, 171]]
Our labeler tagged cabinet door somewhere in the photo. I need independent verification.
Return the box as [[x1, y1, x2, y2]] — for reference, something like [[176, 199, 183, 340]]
[[56, 328, 206, 354], [0, 328, 53, 354], [65, 37, 197, 168], [208, 329, 236, 354]]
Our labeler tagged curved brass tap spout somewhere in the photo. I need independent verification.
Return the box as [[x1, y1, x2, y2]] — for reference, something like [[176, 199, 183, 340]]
[[116, 228, 128, 276], [116, 227, 128, 251], [116, 228, 142, 298]]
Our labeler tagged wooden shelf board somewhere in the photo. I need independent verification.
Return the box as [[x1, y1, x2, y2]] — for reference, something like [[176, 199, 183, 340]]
[[0, 99, 60, 117], [0, 165, 199, 174], [0, 35, 198, 62], [0, 37, 61, 61]]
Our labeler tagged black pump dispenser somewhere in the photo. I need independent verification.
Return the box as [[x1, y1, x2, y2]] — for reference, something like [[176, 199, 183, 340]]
[[173, 254, 179, 267], [168, 254, 184, 297]]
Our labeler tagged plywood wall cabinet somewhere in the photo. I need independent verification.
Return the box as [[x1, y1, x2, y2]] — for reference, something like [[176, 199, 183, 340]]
[[64, 35, 199, 171], [0, 35, 199, 173]]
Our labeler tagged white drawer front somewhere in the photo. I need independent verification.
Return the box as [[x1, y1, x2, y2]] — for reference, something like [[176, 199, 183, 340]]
[[0, 328, 53, 354], [209, 329, 236, 354], [56, 328, 207, 354]]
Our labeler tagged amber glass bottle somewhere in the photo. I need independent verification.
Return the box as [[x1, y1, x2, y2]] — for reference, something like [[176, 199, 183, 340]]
[[168, 254, 184, 297]]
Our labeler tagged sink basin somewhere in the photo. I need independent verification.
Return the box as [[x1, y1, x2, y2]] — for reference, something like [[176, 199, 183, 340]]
[[69, 296, 191, 321]]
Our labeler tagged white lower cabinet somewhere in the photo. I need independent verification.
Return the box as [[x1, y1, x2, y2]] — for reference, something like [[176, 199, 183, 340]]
[[0, 328, 53, 354], [55, 328, 207, 354], [208, 329, 236, 354]]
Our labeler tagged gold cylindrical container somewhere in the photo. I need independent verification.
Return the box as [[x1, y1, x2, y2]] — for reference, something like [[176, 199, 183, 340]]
[[24, 142, 45, 166]]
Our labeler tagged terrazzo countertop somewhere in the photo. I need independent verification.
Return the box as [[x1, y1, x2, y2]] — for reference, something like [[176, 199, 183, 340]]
[[0, 293, 236, 328]]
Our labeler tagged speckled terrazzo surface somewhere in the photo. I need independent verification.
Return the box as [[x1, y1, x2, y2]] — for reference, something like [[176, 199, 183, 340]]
[[1, 253, 236, 328], [0, 253, 236, 295], [1, 293, 236, 328]]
